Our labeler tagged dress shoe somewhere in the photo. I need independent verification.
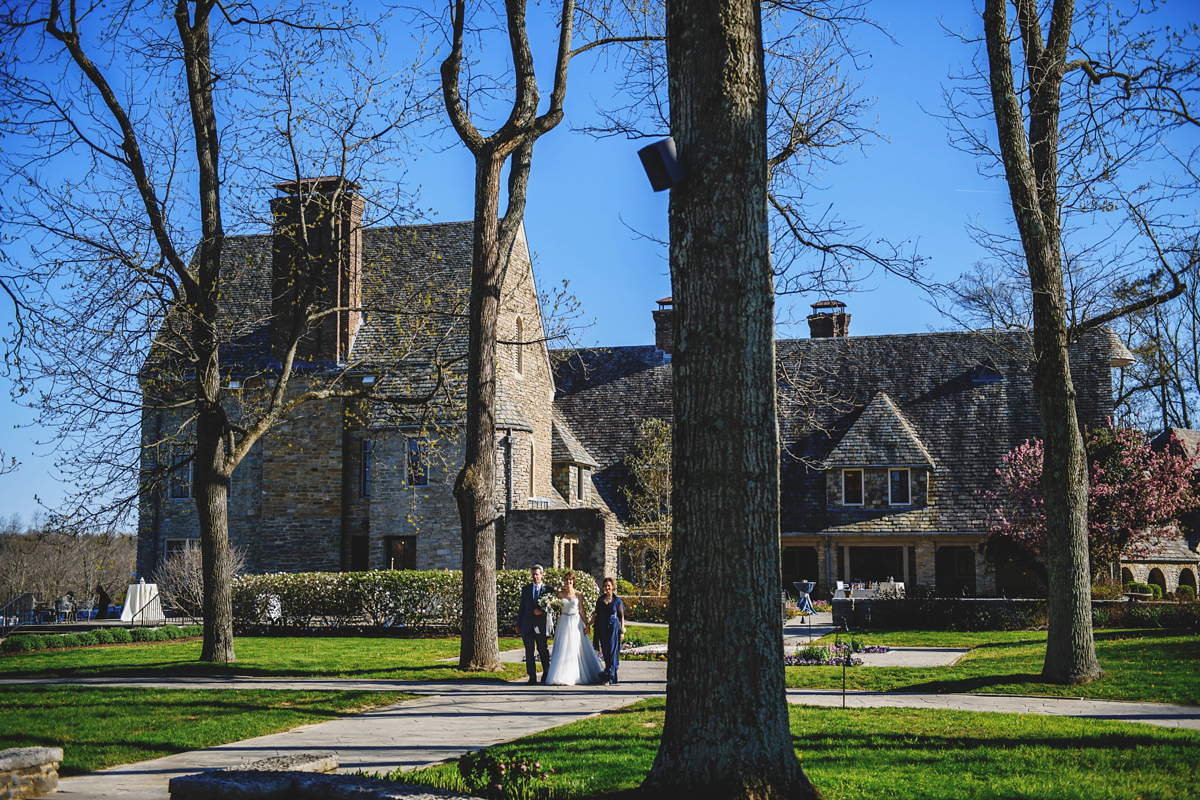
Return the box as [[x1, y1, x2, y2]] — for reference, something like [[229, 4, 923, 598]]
[[527, 677, 538, 685]]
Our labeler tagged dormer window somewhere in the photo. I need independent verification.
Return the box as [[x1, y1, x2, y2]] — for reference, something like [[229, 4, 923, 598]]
[[842, 469, 863, 506], [889, 468, 911, 505]]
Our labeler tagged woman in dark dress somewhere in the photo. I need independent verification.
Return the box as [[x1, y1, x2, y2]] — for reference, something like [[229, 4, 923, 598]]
[[591, 577, 626, 685]]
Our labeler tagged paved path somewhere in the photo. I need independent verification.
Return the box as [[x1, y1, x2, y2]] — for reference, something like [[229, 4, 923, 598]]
[[20, 626, 1197, 799], [51, 663, 667, 800]]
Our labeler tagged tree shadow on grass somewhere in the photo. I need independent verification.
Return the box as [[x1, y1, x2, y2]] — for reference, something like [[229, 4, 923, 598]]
[[883, 672, 1049, 695]]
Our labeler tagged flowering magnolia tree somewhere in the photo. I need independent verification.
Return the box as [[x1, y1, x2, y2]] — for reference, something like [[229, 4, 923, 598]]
[[988, 426, 1198, 578]]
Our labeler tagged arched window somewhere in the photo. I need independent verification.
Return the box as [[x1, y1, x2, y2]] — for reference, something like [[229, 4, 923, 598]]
[[515, 317, 524, 375]]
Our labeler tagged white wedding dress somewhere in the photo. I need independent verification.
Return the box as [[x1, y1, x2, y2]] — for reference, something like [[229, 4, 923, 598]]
[[544, 596, 603, 686]]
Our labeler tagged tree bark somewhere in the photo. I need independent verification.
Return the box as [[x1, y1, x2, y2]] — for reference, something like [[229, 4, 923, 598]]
[[641, 0, 819, 795], [983, 0, 1100, 683], [455, 152, 507, 672]]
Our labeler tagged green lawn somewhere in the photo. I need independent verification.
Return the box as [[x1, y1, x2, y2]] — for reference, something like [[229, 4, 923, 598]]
[[0, 686, 411, 775], [399, 698, 1200, 799], [790, 628, 1200, 705], [624, 625, 669, 645], [0, 636, 528, 682]]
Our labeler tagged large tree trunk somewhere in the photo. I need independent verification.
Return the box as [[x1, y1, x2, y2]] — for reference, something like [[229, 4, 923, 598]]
[[641, 0, 818, 795], [455, 152, 506, 672], [195, 401, 236, 663], [983, 0, 1100, 684]]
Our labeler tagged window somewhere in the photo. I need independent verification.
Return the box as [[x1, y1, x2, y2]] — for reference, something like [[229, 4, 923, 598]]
[[169, 446, 192, 499], [557, 534, 579, 570], [385, 536, 416, 570], [889, 468, 911, 505], [528, 441, 536, 498], [406, 437, 428, 487], [515, 317, 524, 375], [361, 440, 373, 497], [842, 469, 863, 506], [576, 466, 585, 501]]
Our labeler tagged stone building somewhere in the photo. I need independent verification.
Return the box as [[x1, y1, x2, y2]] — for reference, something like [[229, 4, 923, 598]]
[[552, 300, 1139, 598], [1120, 428, 1200, 597], [137, 180, 619, 580]]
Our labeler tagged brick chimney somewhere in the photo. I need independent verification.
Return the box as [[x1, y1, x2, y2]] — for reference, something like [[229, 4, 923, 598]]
[[270, 177, 364, 364], [653, 297, 674, 355], [807, 300, 850, 338]]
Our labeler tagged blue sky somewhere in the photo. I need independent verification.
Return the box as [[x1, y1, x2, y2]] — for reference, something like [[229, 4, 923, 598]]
[[0, 2, 1102, 523]]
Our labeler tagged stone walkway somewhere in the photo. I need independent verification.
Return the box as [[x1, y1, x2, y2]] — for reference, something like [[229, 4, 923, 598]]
[[13, 621, 1196, 799]]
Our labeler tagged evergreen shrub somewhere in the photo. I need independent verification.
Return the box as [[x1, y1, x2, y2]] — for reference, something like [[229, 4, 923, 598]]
[[231, 569, 598, 633]]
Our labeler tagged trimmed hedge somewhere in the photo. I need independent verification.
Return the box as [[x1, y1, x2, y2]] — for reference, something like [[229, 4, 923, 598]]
[[836, 597, 1200, 631], [1126, 581, 1162, 599], [231, 569, 600, 633], [0, 621, 201, 654]]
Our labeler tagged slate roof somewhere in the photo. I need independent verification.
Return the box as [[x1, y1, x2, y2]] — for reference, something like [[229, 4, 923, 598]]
[[824, 392, 936, 469], [1151, 428, 1200, 462], [141, 222, 486, 425], [551, 412, 600, 468], [553, 328, 1121, 533], [550, 346, 672, 518]]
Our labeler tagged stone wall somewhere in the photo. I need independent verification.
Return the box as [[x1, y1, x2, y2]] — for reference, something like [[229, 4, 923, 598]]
[[505, 507, 620, 581], [0, 747, 61, 800]]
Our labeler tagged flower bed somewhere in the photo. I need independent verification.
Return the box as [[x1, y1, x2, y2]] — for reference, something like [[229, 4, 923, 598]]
[[784, 640, 889, 667]]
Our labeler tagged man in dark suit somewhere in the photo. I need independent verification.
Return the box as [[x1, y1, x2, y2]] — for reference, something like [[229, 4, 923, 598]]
[[514, 564, 551, 684]]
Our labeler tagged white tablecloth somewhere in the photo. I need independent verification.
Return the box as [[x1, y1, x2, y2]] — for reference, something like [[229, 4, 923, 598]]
[[120, 583, 166, 624]]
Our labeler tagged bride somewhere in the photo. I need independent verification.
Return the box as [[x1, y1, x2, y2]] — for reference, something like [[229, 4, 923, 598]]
[[544, 571, 604, 686]]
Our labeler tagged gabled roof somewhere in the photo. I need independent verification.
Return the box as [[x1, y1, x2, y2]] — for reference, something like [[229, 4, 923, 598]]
[[551, 413, 600, 468], [825, 392, 935, 469], [553, 328, 1119, 532]]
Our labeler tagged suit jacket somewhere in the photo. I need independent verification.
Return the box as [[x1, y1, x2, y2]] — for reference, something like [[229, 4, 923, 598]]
[[516, 582, 549, 635]]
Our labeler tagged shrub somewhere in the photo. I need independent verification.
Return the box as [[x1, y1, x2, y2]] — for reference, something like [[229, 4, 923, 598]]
[[129, 627, 157, 642], [622, 594, 669, 624], [231, 568, 599, 633], [109, 628, 133, 644], [58, 634, 84, 648], [1179, 585, 1196, 601], [457, 750, 553, 800], [1091, 577, 1126, 600], [158, 625, 182, 639], [181, 624, 203, 637], [1, 635, 42, 653], [42, 635, 67, 649], [93, 629, 115, 644], [75, 632, 99, 647], [1092, 606, 1110, 628], [616, 578, 637, 597], [1125, 581, 1157, 597]]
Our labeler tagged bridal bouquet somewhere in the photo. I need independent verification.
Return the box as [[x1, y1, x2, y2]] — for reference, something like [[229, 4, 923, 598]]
[[537, 592, 563, 635], [538, 593, 565, 615]]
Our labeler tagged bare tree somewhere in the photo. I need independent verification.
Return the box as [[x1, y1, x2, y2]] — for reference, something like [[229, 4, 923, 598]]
[[436, 0, 656, 671], [639, 0, 817, 795], [582, 0, 926, 311], [0, 1, 435, 662], [971, 0, 1197, 684]]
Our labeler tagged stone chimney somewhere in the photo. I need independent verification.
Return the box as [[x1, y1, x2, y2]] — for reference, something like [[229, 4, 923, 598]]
[[653, 297, 674, 355], [807, 300, 850, 338], [270, 177, 364, 364]]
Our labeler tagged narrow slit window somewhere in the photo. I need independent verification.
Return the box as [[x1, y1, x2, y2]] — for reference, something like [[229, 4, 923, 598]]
[[516, 317, 524, 375]]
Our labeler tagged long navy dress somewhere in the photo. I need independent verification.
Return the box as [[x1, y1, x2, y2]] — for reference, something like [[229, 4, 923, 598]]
[[592, 595, 625, 684]]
